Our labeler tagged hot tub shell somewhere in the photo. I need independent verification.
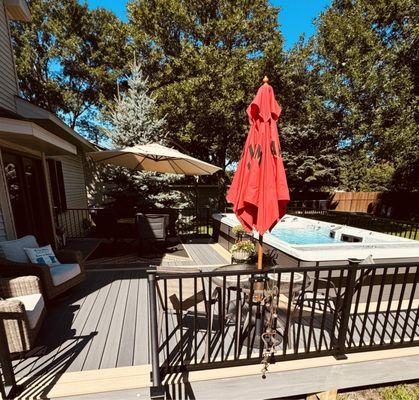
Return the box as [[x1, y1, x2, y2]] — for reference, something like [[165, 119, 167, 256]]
[[213, 213, 419, 267]]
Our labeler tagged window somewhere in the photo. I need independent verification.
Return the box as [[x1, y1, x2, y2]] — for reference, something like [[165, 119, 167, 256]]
[[48, 159, 67, 213]]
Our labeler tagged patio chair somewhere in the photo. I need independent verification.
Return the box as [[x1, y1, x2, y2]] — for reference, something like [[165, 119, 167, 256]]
[[292, 262, 375, 351], [155, 266, 222, 360], [295, 258, 375, 316], [136, 213, 169, 243], [0, 276, 46, 356], [0, 235, 85, 300]]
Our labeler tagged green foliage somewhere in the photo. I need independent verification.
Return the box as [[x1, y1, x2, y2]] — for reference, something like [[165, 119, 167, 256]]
[[127, 0, 285, 206], [105, 60, 165, 147], [231, 225, 247, 237], [10, 0, 418, 196], [101, 60, 184, 208], [231, 240, 255, 253], [11, 0, 129, 142], [339, 150, 395, 191], [281, 124, 340, 191], [315, 0, 418, 191]]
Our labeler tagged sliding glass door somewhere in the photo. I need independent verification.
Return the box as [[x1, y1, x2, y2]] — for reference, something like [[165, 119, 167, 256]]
[[2, 151, 53, 244]]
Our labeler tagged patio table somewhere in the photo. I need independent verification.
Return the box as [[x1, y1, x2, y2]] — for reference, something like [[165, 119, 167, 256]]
[[211, 264, 307, 297], [211, 264, 310, 349]]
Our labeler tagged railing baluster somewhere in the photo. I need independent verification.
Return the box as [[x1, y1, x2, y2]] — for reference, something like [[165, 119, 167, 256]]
[[206, 277, 212, 363], [247, 275, 255, 358], [307, 270, 320, 353], [283, 271, 293, 355], [221, 276, 226, 362], [380, 267, 399, 346], [369, 267, 388, 347], [234, 275, 241, 360], [179, 278, 183, 367], [390, 267, 410, 344], [358, 269, 376, 347], [319, 269, 332, 351], [401, 267, 419, 342], [194, 276, 198, 364], [294, 270, 307, 355], [164, 279, 169, 366]]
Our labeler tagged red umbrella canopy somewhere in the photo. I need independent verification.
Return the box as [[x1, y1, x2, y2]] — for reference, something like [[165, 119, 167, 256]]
[[227, 80, 290, 235]]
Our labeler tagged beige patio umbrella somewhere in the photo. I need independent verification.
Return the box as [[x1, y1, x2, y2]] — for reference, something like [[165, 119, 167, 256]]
[[87, 142, 220, 175]]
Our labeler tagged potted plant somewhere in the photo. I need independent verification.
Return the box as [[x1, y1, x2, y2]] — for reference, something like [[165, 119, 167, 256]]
[[231, 240, 255, 262], [231, 224, 247, 241]]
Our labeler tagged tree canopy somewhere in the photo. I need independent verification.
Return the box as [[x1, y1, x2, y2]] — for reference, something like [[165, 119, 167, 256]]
[[11, 0, 129, 142], [9, 0, 418, 202], [314, 0, 418, 191]]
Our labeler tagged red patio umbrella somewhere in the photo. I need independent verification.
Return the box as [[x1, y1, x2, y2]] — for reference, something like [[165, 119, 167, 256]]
[[227, 76, 289, 270]]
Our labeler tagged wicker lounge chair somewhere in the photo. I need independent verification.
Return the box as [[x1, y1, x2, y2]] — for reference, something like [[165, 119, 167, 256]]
[[0, 276, 46, 356], [0, 236, 85, 300]]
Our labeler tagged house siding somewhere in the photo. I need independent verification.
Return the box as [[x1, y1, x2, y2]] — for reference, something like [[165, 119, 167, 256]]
[[61, 154, 88, 209], [55, 154, 89, 238], [0, 207, 7, 241], [0, 0, 19, 113]]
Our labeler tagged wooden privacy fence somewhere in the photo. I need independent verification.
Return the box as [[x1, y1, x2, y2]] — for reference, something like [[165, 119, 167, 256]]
[[147, 261, 419, 391], [330, 192, 381, 213]]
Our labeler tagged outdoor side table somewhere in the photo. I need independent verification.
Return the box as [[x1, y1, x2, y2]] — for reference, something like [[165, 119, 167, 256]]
[[211, 265, 309, 349]]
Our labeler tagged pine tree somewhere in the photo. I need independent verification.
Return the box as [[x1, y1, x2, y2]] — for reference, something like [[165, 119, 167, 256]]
[[107, 60, 165, 147], [102, 60, 185, 209]]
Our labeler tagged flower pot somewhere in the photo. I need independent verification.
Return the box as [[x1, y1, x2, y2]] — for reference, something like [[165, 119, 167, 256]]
[[232, 250, 251, 261]]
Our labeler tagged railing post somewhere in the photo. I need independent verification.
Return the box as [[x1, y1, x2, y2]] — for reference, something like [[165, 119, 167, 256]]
[[147, 268, 164, 399], [0, 319, 17, 399], [334, 259, 360, 360]]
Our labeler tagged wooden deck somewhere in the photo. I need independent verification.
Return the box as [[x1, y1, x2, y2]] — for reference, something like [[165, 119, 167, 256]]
[[12, 241, 229, 399], [10, 241, 419, 399]]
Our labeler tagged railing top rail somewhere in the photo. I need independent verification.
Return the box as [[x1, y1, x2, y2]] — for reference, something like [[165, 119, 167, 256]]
[[148, 261, 419, 279]]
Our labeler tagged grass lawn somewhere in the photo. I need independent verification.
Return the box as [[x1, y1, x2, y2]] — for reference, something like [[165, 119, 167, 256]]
[[340, 383, 419, 400]]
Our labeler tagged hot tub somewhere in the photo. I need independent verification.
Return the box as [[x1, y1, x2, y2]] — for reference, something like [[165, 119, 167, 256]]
[[213, 213, 419, 267]]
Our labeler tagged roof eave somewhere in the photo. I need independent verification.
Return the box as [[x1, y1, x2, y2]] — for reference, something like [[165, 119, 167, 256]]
[[15, 97, 97, 152]]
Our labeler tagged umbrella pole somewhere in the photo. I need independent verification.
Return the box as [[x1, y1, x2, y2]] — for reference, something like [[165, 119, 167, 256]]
[[257, 235, 263, 270]]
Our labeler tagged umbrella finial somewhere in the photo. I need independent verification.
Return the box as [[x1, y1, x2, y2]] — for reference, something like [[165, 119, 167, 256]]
[[263, 76, 269, 85]]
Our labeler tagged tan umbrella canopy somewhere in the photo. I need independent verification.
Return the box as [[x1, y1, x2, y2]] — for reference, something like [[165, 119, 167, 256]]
[[88, 143, 221, 175]]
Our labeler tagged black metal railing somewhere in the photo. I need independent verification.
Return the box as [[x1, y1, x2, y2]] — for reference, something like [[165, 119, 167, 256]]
[[54, 206, 213, 239], [288, 208, 419, 241], [147, 261, 419, 390]]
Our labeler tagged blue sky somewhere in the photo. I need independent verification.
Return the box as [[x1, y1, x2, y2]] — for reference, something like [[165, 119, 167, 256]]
[[86, 0, 331, 49]]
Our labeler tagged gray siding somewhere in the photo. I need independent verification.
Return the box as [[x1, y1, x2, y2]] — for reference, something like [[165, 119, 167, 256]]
[[0, 206, 7, 241], [61, 154, 88, 208], [0, 0, 18, 113], [56, 154, 89, 237]]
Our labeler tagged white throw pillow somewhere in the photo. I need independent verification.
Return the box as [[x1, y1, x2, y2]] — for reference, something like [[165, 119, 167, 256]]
[[24, 245, 60, 266]]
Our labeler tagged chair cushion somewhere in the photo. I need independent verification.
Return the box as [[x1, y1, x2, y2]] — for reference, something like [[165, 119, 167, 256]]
[[0, 236, 39, 263], [9, 293, 45, 329], [24, 245, 60, 266], [50, 263, 81, 287]]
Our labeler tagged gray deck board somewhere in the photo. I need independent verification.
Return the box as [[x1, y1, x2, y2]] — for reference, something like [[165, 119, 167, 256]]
[[100, 271, 131, 369], [116, 270, 138, 367], [67, 272, 116, 372], [79, 272, 124, 371], [133, 278, 150, 365]]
